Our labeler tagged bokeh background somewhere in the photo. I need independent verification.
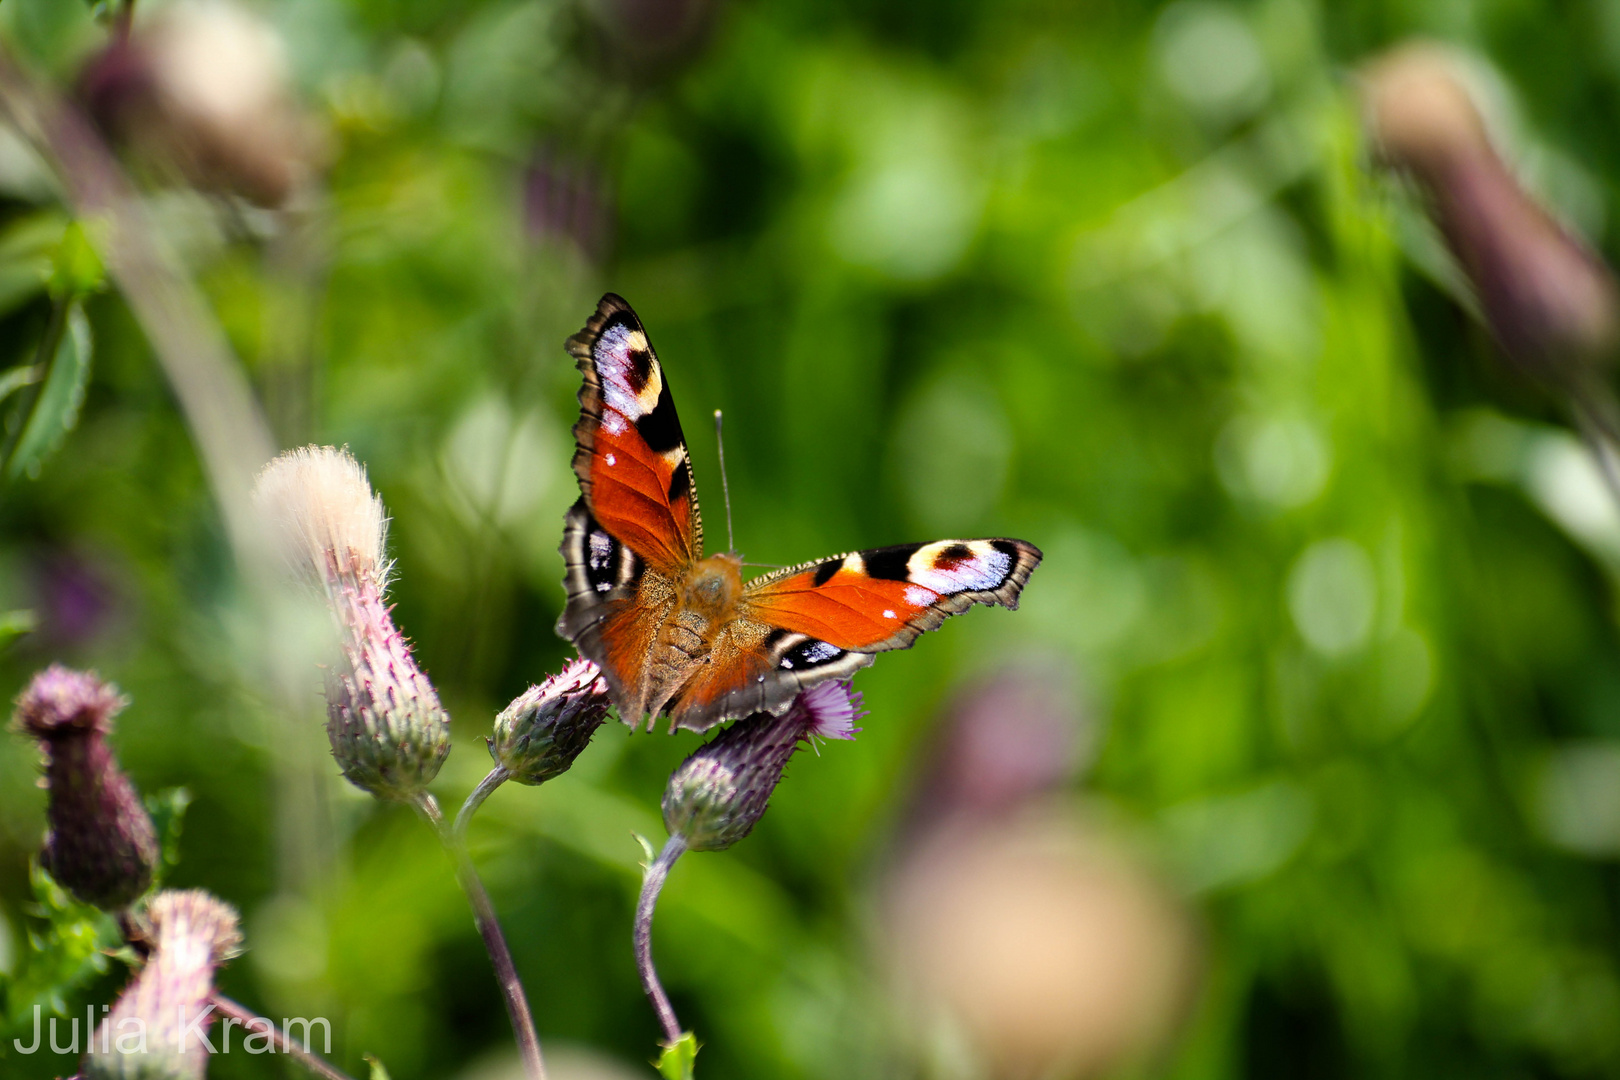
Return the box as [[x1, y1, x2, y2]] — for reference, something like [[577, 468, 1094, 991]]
[[3, 0, 1620, 1077]]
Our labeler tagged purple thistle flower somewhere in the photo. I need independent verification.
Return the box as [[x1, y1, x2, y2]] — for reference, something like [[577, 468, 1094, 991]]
[[322, 555, 453, 800], [12, 665, 158, 911]]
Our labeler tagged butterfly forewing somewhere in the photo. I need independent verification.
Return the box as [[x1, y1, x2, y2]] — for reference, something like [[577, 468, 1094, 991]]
[[742, 538, 1041, 647], [565, 294, 702, 573]]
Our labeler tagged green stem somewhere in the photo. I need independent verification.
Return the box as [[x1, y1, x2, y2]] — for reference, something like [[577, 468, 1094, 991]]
[[413, 792, 546, 1080], [635, 835, 689, 1045], [454, 765, 510, 844]]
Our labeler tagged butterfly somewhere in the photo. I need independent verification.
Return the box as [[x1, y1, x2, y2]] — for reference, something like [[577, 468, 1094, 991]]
[[557, 294, 1043, 733]]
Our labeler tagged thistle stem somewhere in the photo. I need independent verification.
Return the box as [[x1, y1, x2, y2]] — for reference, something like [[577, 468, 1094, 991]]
[[454, 765, 510, 844], [414, 792, 546, 1080], [210, 995, 355, 1080], [634, 835, 689, 1045]]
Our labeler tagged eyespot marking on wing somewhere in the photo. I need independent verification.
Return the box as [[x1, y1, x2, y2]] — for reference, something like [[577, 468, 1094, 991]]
[[780, 638, 846, 670], [596, 320, 663, 419], [762, 627, 798, 650], [907, 539, 1014, 593], [636, 385, 684, 454], [561, 501, 646, 604], [904, 584, 937, 607], [588, 531, 613, 573]]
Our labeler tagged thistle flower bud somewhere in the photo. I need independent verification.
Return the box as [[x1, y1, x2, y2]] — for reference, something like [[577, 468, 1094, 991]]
[[662, 680, 862, 852], [12, 665, 159, 910], [252, 447, 451, 801], [637, 681, 862, 1043], [1362, 44, 1620, 382], [490, 658, 612, 785], [84, 889, 243, 1080]]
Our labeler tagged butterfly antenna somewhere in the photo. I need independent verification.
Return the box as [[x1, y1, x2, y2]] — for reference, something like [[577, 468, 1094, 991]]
[[714, 409, 737, 553]]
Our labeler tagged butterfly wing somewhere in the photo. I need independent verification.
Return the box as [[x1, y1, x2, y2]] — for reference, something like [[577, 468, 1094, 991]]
[[565, 294, 702, 572], [659, 538, 1043, 732], [558, 295, 703, 723], [558, 501, 680, 722]]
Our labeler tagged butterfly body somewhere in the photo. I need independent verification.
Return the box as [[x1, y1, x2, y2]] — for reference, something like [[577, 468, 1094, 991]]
[[559, 294, 1042, 733]]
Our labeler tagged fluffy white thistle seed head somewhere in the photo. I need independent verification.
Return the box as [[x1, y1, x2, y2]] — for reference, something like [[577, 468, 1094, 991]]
[[250, 446, 450, 801], [252, 445, 388, 586]]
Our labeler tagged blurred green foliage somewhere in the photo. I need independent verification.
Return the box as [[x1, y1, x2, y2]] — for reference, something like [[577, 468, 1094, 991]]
[[0, 0, 1619, 1077]]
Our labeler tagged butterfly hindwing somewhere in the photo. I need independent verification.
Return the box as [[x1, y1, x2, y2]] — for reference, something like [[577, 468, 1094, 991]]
[[558, 499, 679, 722], [560, 500, 645, 607], [566, 294, 702, 574], [659, 614, 877, 731]]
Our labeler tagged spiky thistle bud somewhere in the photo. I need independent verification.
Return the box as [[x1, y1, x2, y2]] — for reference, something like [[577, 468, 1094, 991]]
[[251, 446, 451, 801], [84, 890, 243, 1080], [663, 680, 862, 853], [12, 665, 159, 911], [1362, 44, 1620, 382], [490, 658, 612, 785]]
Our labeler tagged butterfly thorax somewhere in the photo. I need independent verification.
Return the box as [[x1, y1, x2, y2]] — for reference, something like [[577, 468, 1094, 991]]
[[680, 553, 744, 620]]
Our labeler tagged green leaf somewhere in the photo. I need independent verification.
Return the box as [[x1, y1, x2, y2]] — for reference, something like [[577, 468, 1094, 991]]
[[0, 213, 67, 318], [0, 0, 97, 73], [0, 609, 36, 651], [7, 300, 92, 481], [0, 366, 42, 407], [656, 1033, 699, 1080], [2, 864, 118, 1030], [48, 222, 106, 300], [364, 1053, 393, 1080], [145, 788, 193, 883], [633, 831, 657, 870]]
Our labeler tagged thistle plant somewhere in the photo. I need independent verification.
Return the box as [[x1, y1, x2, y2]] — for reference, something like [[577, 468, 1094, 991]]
[[1362, 44, 1620, 499], [12, 665, 159, 911], [9, 669, 358, 1080], [249, 445, 622, 1080], [10, 447, 873, 1080], [252, 446, 451, 801], [83, 889, 242, 1080], [636, 680, 863, 1062], [487, 657, 612, 790]]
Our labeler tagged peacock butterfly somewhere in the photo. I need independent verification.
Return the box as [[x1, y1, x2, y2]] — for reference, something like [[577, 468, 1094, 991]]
[[557, 294, 1042, 733]]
